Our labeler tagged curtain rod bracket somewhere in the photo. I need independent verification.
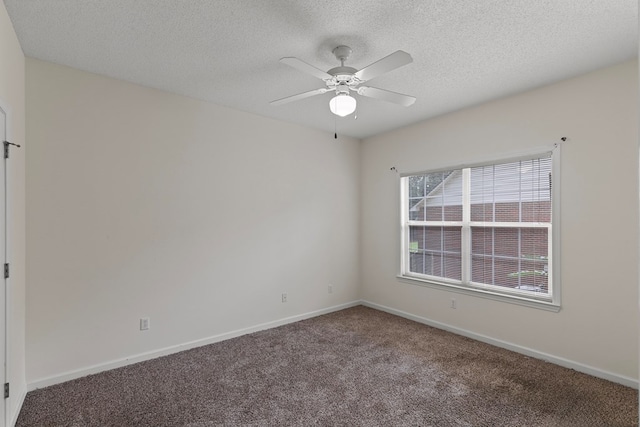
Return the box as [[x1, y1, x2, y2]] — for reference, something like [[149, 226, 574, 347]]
[[3, 140, 21, 159]]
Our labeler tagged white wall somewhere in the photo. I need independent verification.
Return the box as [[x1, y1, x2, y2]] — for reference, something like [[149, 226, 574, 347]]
[[0, 2, 27, 424], [23, 55, 639, 391], [361, 60, 639, 382], [25, 59, 361, 384]]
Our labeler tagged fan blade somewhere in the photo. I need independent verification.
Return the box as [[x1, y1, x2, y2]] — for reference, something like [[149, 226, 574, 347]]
[[354, 50, 413, 82], [280, 57, 333, 80], [270, 88, 328, 106], [357, 86, 416, 107]]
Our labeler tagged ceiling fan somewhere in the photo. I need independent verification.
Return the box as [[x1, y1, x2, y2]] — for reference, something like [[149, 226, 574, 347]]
[[270, 45, 416, 117]]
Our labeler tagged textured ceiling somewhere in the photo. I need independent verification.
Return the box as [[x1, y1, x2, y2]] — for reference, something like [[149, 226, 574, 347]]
[[4, 0, 638, 139]]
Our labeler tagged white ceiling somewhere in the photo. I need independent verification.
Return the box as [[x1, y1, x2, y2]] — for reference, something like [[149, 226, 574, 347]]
[[4, 0, 638, 139]]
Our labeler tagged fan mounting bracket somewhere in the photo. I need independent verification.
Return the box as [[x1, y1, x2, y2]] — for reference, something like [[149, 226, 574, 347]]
[[332, 45, 353, 64]]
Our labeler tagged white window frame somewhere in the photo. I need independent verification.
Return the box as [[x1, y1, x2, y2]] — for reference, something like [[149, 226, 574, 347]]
[[398, 148, 561, 312]]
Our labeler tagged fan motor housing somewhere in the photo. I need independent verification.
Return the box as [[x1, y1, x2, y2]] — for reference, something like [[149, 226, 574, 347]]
[[327, 66, 358, 78]]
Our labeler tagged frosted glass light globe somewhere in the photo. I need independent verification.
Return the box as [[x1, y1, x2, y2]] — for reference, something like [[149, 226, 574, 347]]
[[329, 94, 356, 117]]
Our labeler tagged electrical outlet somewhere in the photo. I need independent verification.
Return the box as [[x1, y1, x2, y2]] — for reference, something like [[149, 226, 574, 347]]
[[328, 284, 333, 294], [140, 317, 150, 330], [450, 298, 457, 309], [281, 293, 287, 303]]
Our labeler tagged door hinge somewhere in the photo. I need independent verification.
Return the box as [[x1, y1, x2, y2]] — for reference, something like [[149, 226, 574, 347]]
[[3, 140, 21, 159], [4, 382, 9, 399], [4, 263, 8, 279]]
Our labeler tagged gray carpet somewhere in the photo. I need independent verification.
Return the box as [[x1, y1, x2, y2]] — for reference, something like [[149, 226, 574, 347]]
[[17, 306, 638, 426]]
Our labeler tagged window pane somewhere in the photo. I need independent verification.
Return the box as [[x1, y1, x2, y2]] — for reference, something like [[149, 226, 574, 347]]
[[471, 255, 493, 285], [521, 200, 551, 223], [408, 175, 426, 198], [470, 158, 552, 223], [408, 197, 424, 221], [470, 202, 494, 222], [441, 171, 463, 221], [408, 226, 461, 281], [494, 228, 518, 257], [520, 228, 549, 262], [406, 170, 462, 222], [471, 227, 549, 294], [494, 258, 520, 288]]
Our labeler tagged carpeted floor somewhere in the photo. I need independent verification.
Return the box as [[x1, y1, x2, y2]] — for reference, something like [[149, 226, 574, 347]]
[[17, 306, 638, 426]]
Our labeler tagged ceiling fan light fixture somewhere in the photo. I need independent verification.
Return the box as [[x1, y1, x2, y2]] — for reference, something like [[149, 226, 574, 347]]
[[329, 94, 356, 117], [272, 46, 415, 116]]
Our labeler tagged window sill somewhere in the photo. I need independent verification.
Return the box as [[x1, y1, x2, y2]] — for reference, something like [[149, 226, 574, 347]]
[[396, 275, 561, 312]]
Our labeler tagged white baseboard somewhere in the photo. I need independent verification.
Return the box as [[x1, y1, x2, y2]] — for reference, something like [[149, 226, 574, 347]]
[[27, 300, 361, 391], [27, 299, 638, 392], [8, 387, 26, 427], [361, 300, 638, 390]]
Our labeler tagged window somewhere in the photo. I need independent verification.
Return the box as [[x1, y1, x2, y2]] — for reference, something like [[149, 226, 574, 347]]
[[400, 151, 559, 310]]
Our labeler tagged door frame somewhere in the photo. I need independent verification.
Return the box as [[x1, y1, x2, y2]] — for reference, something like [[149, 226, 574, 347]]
[[0, 98, 10, 427]]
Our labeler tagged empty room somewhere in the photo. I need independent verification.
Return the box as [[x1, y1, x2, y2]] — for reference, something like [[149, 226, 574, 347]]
[[0, 1, 638, 426]]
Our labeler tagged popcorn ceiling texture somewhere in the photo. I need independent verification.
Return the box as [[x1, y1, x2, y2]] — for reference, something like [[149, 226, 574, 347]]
[[3, 1, 638, 138], [16, 306, 638, 426]]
